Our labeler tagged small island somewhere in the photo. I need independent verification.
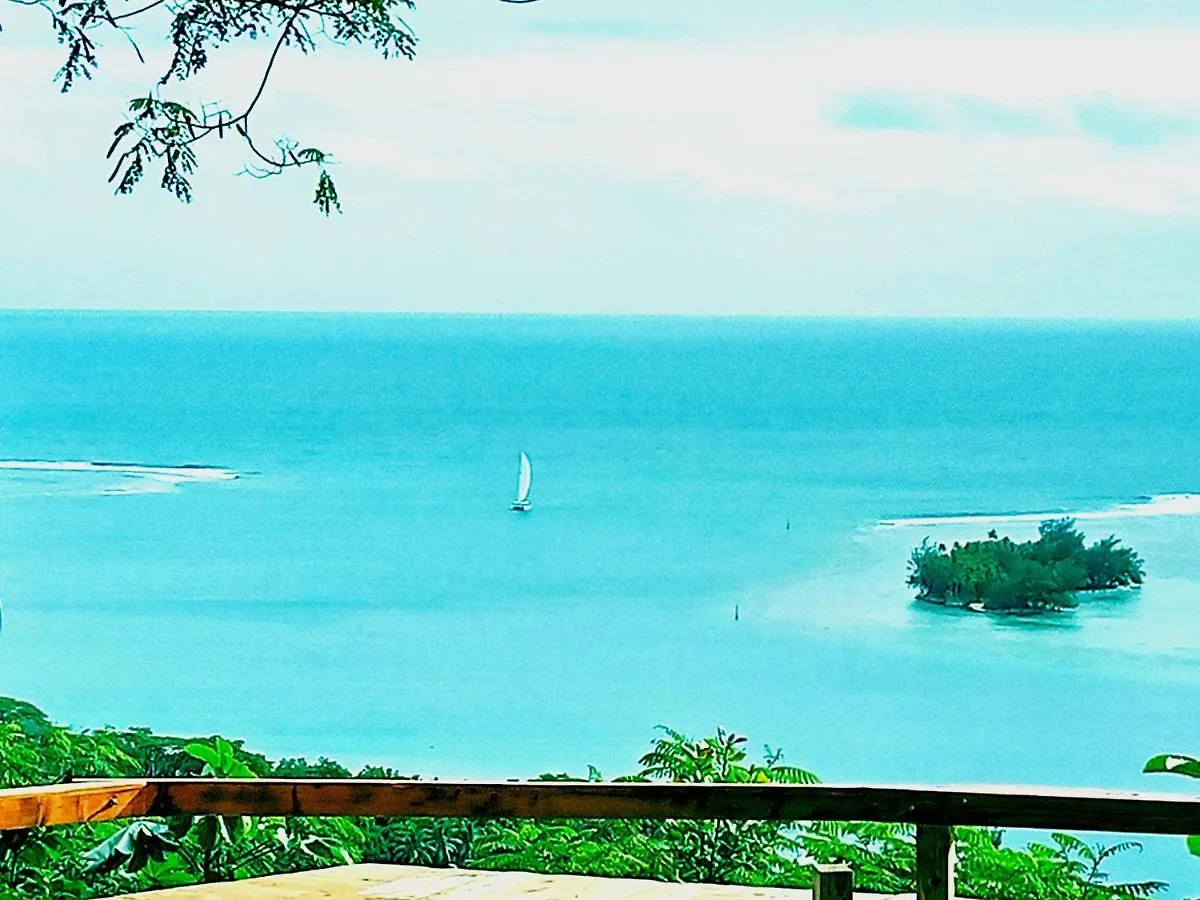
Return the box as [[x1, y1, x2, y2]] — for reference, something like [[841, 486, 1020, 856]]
[[907, 518, 1144, 613]]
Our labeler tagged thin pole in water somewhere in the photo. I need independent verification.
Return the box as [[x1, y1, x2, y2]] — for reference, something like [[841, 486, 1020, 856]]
[[734, 603, 740, 622]]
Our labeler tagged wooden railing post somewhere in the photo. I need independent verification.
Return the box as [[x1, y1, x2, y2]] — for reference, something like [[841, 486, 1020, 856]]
[[915, 824, 953, 900], [813, 863, 854, 900]]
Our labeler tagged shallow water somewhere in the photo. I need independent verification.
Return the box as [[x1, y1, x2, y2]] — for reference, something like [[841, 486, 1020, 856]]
[[1, 313, 1198, 891]]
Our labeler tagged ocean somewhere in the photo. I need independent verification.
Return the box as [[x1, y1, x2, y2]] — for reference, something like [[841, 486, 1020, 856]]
[[1, 312, 1199, 891]]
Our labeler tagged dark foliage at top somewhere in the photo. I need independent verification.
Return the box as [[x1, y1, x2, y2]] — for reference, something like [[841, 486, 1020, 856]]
[[3, 0, 534, 211]]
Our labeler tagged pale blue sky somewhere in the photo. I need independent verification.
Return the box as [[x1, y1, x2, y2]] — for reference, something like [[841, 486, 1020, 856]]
[[3, 0, 1200, 315]]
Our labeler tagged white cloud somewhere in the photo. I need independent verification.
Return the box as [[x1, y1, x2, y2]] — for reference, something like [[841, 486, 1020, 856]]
[[6, 18, 1200, 316], [251, 27, 1200, 216], [8, 23, 1200, 214]]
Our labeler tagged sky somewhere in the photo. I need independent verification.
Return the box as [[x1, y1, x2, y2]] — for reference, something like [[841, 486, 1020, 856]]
[[3, 0, 1200, 316]]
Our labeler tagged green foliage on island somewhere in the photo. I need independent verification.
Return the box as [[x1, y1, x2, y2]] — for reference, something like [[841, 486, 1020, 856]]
[[0, 698, 1169, 900], [907, 518, 1145, 613]]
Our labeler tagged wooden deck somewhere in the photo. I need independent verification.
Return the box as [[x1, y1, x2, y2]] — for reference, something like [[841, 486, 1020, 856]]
[[112, 865, 911, 900]]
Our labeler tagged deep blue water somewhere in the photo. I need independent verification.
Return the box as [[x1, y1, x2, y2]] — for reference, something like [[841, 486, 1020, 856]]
[[1, 313, 1199, 892]]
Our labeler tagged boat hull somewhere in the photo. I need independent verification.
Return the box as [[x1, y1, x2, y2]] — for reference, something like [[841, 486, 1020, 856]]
[[510, 501, 532, 512]]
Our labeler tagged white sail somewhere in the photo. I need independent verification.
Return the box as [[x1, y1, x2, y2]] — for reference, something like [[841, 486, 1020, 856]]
[[515, 452, 532, 504]]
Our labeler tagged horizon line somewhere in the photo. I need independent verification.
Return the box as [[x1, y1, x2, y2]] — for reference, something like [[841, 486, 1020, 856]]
[[2, 308, 1199, 325]]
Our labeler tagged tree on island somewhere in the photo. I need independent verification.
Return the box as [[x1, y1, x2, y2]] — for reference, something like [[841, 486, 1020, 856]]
[[907, 518, 1144, 613], [1, 0, 538, 213]]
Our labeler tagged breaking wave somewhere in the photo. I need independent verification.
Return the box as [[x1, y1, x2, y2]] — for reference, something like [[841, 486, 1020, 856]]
[[877, 493, 1200, 529], [0, 460, 239, 496]]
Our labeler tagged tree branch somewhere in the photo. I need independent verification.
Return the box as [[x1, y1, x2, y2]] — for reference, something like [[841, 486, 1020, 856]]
[[8, 0, 534, 211], [108, 0, 166, 22], [239, 9, 299, 123]]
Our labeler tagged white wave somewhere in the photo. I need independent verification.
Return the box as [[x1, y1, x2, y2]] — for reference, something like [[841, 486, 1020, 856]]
[[0, 460, 239, 496], [877, 493, 1200, 529], [98, 480, 178, 496], [0, 460, 237, 480]]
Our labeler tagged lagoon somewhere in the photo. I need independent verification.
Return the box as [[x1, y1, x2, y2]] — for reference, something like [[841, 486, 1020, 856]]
[[1, 313, 1198, 890]]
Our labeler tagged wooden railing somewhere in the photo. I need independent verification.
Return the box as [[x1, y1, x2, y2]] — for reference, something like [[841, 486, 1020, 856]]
[[2, 779, 1199, 900]]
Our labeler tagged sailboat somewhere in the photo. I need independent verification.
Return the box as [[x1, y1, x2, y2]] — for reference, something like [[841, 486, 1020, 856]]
[[511, 452, 533, 512]]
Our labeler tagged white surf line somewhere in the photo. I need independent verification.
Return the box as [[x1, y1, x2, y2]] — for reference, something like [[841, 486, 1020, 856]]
[[877, 493, 1200, 529], [0, 460, 239, 482]]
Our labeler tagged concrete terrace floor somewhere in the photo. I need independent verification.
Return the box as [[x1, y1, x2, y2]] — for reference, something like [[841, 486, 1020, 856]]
[[113, 865, 913, 899]]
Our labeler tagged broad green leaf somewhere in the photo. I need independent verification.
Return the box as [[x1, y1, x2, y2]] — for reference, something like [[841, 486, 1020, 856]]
[[193, 815, 219, 852], [84, 820, 178, 874], [1144, 754, 1200, 779], [185, 741, 220, 770]]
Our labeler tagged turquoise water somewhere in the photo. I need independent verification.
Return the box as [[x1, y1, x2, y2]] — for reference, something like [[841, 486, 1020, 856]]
[[1, 313, 1199, 891]]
